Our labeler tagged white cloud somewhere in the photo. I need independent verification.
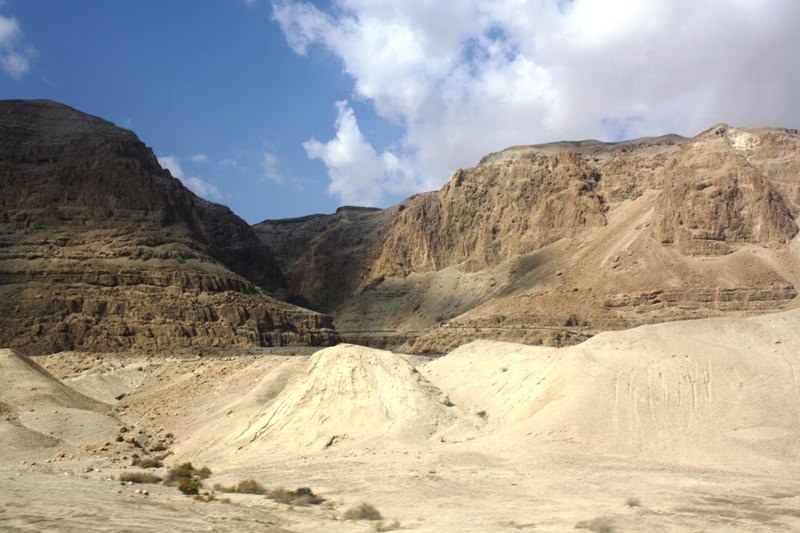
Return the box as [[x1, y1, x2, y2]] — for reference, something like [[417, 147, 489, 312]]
[[189, 154, 208, 163], [158, 155, 223, 201], [274, 0, 800, 205], [304, 101, 419, 206], [260, 151, 286, 183], [0, 15, 36, 78]]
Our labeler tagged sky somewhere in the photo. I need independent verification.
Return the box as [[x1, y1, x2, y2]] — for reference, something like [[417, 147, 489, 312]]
[[1, 0, 799, 224]]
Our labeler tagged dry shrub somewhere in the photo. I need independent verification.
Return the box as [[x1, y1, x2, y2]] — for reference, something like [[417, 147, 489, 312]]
[[343, 502, 383, 521], [132, 457, 162, 469], [119, 472, 162, 484], [268, 487, 323, 506], [164, 462, 211, 485], [235, 479, 266, 495], [213, 483, 235, 493], [178, 478, 202, 495]]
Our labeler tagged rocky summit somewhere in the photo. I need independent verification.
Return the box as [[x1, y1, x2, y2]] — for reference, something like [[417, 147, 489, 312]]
[[0, 100, 340, 355], [258, 125, 800, 352]]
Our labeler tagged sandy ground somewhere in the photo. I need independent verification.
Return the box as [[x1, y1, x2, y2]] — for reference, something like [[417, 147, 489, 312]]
[[3, 311, 800, 532]]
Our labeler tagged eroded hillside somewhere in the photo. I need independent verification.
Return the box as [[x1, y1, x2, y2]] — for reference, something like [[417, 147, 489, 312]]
[[0, 100, 340, 355], [258, 125, 800, 352]]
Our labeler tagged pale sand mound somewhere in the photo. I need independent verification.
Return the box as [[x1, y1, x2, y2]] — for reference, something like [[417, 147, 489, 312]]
[[421, 309, 800, 470], [61, 363, 146, 405], [175, 344, 480, 465], [0, 348, 121, 451]]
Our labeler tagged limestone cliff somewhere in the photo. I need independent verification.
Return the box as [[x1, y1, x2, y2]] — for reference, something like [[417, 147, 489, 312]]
[[260, 127, 800, 352], [0, 100, 339, 355]]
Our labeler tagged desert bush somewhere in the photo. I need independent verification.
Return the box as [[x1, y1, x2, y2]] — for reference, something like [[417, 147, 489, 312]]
[[178, 478, 202, 495], [132, 457, 162, 469], [343, 502, 383, 520], [235, 479, 266, 494], [213, 483, 235, 493], [625, 497, 641, 507], [164, 462, 211, 484], [119, 472, 162, 484], [193, 491, 216, 502], [268, 487, 324, 506], [575, 516, 615, 533]]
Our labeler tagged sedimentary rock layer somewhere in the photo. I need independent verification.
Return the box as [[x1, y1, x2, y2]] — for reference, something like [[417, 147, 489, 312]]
[[0, 100, 339, 355], [259, 125, 800, 352]]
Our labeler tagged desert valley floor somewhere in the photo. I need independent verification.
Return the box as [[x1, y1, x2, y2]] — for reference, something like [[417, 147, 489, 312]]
[[3, 310, 800, 532]]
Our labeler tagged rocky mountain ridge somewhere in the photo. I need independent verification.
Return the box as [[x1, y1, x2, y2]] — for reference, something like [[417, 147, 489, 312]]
[[0, 100, 339, 355], [258, 125, 800, 352]]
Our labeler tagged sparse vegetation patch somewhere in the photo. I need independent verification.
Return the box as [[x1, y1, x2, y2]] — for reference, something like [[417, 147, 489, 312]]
[[164, 462, 211, 485], [178, 478, 202, 495], [131, 457, 162, 469], [235, 479, 266, 494], [343, 502, 383, 520], [119, 472, 162, 484], [268, 486, 324, 506]]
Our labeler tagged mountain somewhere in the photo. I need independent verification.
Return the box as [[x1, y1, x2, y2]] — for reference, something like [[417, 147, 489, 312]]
[[0, 100, 340, 355], [257, 125, 800, 352]]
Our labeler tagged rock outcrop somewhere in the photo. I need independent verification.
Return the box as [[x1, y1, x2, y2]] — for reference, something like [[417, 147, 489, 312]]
[[0, 100, 340, 355], [259, 126, 800, 352]]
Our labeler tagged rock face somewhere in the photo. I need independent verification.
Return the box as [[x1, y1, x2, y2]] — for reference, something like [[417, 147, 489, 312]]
[[259, 126, 800, 352], [0, 100, 340, 355], [254, 205, 399, 311]]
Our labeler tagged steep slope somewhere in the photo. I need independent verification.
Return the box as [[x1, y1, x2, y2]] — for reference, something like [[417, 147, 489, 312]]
[[254, 205, 400, 311], [0, 348, 120, 450], [192, 194, 286, 294], [261, 126, 800, 352], [0, 100, 340, 355]]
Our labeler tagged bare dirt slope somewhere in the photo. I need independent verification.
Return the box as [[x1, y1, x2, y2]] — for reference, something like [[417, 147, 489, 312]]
[[258, 125, 800, 352], [4, 312, 800, 532], [0, 348, 120, 452]]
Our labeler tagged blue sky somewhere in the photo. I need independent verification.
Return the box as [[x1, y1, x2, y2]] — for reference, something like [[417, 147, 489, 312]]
[[2, 1, 799, 224]]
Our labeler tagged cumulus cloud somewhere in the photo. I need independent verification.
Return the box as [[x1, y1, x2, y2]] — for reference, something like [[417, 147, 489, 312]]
[[274, 0, 800, 205], [158, 155, 223, 201], [0, 14, 36, 78], [304, 101, 418, 205]]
